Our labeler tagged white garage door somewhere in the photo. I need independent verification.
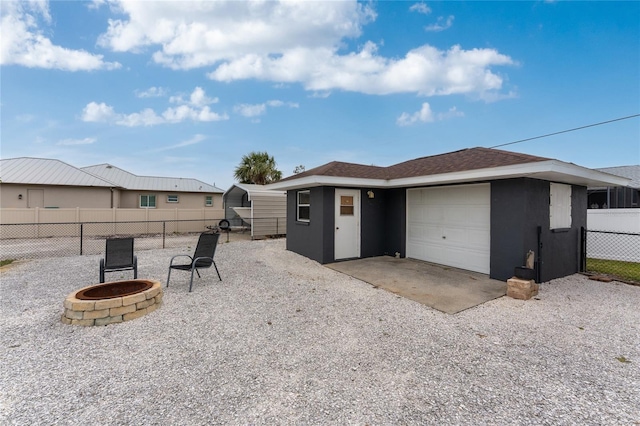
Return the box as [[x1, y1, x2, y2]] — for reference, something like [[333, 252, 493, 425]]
[[407, 184, 490, 274]]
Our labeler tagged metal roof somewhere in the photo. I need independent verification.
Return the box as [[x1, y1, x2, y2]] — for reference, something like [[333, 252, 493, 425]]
[[595, 165, 640, 188], [82, 164, 224, 193], [0, 158, 116, 187], [223, 183, 286, 200]]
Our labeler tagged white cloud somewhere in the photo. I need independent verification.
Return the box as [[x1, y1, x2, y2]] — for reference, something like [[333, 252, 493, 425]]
[[409, 3, 432, 15], [148, 134, 207, 152], [94, 1, 514, 99], [396, 103, 463, 126], [234, 103, 266, 118], [234, 100, 299, 119], [0, 1, 120, 71], [57, 137, 97, 146], [115, 108, 164, 127], [309, 91, 332, 99], [82, 102, 117, 122], [425, 15, 454, 32], [135, 87, 167, 98], [210, 43, 514, 98], [98, 0, 375, 69], [170, 87, 219, 107], [81, 87, 229, 127]]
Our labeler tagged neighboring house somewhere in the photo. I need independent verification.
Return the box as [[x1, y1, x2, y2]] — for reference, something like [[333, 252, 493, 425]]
[[0, 157, 224, 209], [223, 183, 287, 238], [0, 157, 117, 208], [267, 147, 628, 283], [587, 165, 640, 209], [82, 163, 224, 209]]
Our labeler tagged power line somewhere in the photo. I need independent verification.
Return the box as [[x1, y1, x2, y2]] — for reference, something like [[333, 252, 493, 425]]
[[488, 114, 640, 149]]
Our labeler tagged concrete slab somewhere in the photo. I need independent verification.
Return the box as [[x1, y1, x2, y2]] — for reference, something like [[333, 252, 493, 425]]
[[326, 256, 507, 314]]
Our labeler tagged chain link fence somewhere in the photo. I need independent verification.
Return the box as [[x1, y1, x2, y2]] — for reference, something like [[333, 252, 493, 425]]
[[0, 219, 258, 260], [582, 228, 640, 283]]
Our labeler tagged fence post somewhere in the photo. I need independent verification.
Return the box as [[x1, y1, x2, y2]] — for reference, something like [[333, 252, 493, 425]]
[[162, 221, 166, 249], [580, 226, 586, 272], [536, 226, 542, 283], [80, 223, 84, 255]]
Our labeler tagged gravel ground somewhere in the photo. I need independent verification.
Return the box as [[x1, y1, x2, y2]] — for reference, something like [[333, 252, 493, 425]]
[[1, 238, 639, 425]]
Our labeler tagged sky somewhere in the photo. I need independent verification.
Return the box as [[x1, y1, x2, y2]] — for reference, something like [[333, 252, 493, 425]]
[[1, 0, 639, 190]]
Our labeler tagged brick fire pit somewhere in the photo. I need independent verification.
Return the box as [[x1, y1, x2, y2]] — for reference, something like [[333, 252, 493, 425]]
[[61, 279, 162, 326]]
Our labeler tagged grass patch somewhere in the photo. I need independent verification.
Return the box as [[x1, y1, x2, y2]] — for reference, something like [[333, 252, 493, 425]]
[[0, 259, 15, 267], [586, 258, 640, 282]]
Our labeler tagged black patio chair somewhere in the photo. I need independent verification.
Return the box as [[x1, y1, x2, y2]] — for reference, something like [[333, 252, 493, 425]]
[[166, 232, 221, 292], [100, 237, 137, 283]]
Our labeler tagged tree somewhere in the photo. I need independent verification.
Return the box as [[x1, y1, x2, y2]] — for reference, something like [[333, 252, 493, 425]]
[[293, 165, 306, 174], [234, 151, 282, 185]]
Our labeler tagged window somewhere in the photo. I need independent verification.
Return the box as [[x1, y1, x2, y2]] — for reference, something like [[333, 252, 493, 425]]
[[140, 194, 156, 208], [167, 194, 179, 203], [340, 195, 354, 216], [297, 190, 310, 222], [550, 183, 571, 229], [205, 196, 213, 207]]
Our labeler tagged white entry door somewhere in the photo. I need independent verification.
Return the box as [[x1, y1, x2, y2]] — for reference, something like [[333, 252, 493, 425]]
[[335, 189, 360, 260], [407, 184, 490, 274]]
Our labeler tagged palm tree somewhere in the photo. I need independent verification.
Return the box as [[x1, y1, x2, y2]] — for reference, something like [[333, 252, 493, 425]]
[[234, 151, 283, 185]]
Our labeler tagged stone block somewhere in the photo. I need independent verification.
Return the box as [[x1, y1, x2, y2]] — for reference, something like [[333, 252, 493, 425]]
[[123, 308, 147, 321], [84, 309, 110, 320], [64, 308, 84, 320], [71, 319, 95, 326], [154, 293, 164, 303], [60, 315, 72, 325], [94, 298, 123, 310], [64, 297, 95, 311], [507, 277, 539, 300], [137, 299, 154, 310], [110, 304, 136, 316], [95, 315, 123, 326], [122, 292, 147, 306], [146, 302, 159, 314], [145, 285, 161, 299]]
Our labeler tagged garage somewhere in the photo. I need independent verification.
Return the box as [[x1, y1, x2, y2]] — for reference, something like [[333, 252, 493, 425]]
[[407, 184, 490, 274]]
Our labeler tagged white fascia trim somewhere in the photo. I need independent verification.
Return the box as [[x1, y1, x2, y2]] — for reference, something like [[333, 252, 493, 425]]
[[388, 160, 630, 188], [267, 176, 388, 190], [268, 160, 630, 190]]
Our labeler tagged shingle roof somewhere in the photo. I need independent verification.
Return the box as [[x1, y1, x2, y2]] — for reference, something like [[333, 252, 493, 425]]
[[82, 164, 223, 193], [0, 158, 116, 187], [279, 147, 550, 182], [386, 147, 549, 179], [595, 165, 640, 188]]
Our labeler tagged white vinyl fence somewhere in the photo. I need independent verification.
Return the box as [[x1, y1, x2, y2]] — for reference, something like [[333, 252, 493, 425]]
[[0, 207, 225, 238], [587, 209, 640, 262]]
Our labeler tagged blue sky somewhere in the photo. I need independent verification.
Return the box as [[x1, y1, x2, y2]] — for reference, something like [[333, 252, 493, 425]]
[[1, 0, 638, 189]]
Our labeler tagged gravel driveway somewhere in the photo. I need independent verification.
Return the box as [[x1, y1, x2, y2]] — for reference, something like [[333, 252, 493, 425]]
[[1, 238, 639, 425]]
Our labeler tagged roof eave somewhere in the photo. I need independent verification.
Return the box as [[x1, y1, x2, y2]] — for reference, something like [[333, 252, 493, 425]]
[[267, 160, 631, 190]]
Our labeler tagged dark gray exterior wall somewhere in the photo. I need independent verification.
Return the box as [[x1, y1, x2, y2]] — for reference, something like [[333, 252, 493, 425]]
[[288, 187, 407, 264], [490, 178, 586, 282], [288, 179, 586, 282], [286, 187, 334, 264], [360, 188, 406, 258]]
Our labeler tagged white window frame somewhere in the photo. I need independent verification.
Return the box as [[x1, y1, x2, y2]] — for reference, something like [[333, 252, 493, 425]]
[[205, 196, 213, 207], [167, 194, 179, 203], [297, 190, 310, 222], [140, 194, 156, 209], [550, 183, 572, 229]]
